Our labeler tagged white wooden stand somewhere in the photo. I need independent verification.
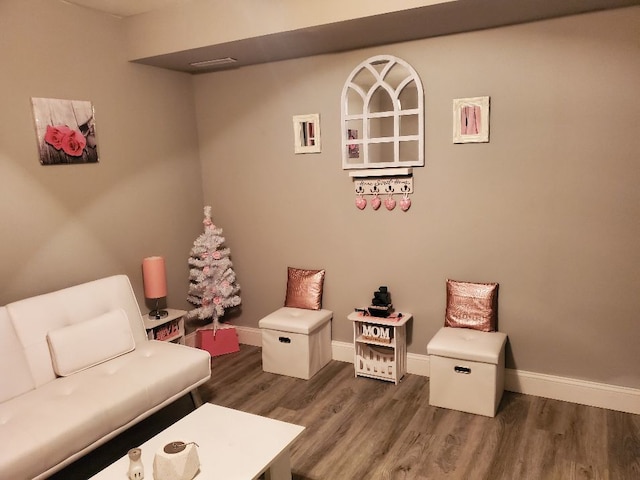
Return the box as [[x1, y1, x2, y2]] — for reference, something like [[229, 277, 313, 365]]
[[143, 308, 186, 344], [348, 311, 411, 385]]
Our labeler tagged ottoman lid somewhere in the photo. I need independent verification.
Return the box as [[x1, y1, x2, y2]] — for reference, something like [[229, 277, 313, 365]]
[[259, 307, 333, 334], [427, 327, 507, 364]]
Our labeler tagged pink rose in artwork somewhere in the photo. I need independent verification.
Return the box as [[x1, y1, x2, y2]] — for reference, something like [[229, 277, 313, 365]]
[[44, 125, 72, 150], [44, 124, 86, 157], [61, 129, 87, 156], [213, 296, 222, 305]]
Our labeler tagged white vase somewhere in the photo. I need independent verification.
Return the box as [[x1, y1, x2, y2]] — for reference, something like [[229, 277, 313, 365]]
[[153, 441, 200, 480]]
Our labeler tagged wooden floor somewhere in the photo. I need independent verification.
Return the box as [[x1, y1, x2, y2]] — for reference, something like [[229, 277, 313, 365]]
[[201, 345, 640, 480]]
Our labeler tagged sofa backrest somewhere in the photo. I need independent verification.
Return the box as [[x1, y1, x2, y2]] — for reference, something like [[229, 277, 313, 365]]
[[0, 306, 36, 403], [5, 275, 147, 388]]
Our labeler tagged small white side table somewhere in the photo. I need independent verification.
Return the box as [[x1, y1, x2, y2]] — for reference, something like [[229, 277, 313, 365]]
[[143, 308, 186, 345], [348, 311, 412, 385]]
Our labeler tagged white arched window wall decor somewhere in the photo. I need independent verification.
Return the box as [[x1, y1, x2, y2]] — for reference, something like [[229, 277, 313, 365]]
[[341, 55, 424, 172]]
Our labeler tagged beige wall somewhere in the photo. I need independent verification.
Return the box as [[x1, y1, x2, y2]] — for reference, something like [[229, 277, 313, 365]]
[[1, 0, 638, 391], [0, 0, 204, 313], [193, 7, 640, 389]]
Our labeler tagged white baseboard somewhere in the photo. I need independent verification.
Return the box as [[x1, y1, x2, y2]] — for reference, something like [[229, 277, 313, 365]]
[[235, 325, 262, 346], [230, 327, 639, 415], [184, 332, 196, 348], [330, 340, 353, 363], [504, 369, 640, 415]]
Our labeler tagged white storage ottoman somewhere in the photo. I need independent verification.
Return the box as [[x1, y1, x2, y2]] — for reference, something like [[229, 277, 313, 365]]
[[259, 307, 332, 380], [427, 327, 507, 417]]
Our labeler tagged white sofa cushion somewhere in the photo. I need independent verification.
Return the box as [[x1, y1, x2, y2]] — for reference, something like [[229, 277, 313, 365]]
[[0, 340, 211, 480], [0, 307, 35, 403], [7, 275, 148, 387], [47, 308, 135, 376]]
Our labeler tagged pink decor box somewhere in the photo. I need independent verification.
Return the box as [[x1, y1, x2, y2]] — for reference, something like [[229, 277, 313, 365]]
[[196, 325, 240, 357]]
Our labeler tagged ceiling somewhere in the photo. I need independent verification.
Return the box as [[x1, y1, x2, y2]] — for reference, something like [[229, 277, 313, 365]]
[[65, 0, 640, 73]]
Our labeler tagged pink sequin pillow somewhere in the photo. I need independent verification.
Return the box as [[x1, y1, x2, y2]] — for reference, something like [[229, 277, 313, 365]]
[[445, 279, 498, 332], [284, 267, 326, 310]]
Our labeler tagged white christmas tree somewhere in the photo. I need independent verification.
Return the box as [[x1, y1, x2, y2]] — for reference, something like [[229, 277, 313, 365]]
[[187, 206, 241, 331]]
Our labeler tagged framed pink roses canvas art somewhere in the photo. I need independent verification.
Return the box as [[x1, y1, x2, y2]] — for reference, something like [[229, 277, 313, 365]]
[[31, 97, 98, 165]]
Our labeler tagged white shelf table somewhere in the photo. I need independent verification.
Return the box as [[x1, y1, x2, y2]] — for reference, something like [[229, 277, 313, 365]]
[[142, 308, 186, 344], [348, 311, 412, 385]]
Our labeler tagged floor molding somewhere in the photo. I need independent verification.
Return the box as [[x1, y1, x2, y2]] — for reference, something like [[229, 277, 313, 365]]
[[235, 325, 262, 346], [231, 327, 639, 415], [504, 369, 640, 415], [184, 332, 197, 348]]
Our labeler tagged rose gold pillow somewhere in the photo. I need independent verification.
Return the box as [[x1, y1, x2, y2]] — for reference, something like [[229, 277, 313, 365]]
[[445, 279, 498, 332], [284, 267, 325, 310]]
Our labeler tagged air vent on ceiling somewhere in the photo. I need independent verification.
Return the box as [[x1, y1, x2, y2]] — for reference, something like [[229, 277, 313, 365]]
[[189, 57, 238, 68]]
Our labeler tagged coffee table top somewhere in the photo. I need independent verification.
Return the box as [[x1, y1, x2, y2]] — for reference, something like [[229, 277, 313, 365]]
[[90, 403, 305, 480]]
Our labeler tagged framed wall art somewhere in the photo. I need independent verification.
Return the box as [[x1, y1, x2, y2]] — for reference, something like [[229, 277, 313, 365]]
[[31, 97, 99, 165], [293, 113, 321, 154], [453, 96, 490, 144]]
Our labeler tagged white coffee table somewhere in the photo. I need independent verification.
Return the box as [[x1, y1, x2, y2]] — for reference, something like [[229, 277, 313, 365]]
[[90, 403, 305, 480]]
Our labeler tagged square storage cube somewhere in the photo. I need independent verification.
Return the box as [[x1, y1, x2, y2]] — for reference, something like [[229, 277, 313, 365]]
[[427, 327, 507, 417], [259, 307, 332, 379]]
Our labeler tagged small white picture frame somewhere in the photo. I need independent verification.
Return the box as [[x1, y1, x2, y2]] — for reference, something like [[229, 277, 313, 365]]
[[293, 114, 321, 154], [453, 96, 490, 144]]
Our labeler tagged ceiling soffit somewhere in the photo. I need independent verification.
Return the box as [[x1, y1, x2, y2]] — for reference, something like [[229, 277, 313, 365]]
[[123, 0, 640, 73]]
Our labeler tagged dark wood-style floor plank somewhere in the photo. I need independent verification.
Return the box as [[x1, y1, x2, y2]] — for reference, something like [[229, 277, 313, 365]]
[[50, 344, 640, 479], [203, 345, 640, 480]]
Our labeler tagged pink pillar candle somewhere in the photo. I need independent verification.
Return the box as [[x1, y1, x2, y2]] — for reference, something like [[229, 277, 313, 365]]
[[142, 256, 167, 299]]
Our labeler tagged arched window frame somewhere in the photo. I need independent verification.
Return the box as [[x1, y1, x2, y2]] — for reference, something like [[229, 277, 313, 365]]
[[341, 55, 424, 171]]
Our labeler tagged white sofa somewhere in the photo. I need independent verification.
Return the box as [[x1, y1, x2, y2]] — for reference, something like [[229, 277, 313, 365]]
[[0, 275, 211, 479]]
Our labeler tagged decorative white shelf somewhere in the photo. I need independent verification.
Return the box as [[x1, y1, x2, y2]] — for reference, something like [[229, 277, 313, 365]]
[[143, 308, 186, 344], [348, 168, 413, 178], [348, 311, 412, 384], [353, 176, 413, 195], [341, 55, 424, 171]]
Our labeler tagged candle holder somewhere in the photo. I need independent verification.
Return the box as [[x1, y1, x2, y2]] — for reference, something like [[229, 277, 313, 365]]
[[128, 448, 144, 480]]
